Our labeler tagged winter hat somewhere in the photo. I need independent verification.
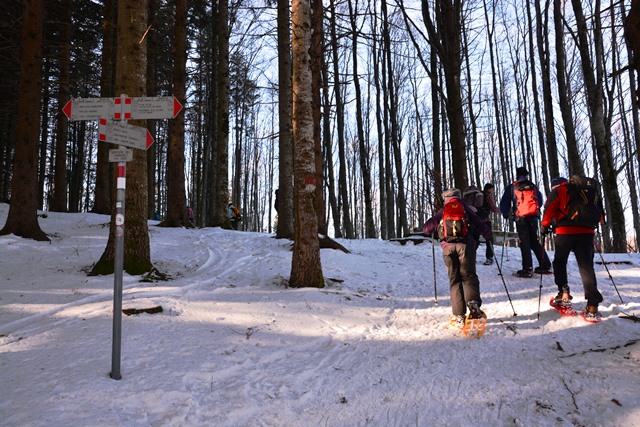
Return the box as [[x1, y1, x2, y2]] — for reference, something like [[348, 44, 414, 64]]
[[550, 177, 568, 188], [442, 188, 461, 201], [484, 183, 494, 191], [516, 166, 529, 177]]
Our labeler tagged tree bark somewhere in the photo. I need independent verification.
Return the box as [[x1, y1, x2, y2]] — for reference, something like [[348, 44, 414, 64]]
[[159, 0, 188, 228], [0, 0, 48, 241], [289, 0, 323, 288], [91, 0, 152, 274], [571, 0, 626, 252], [277, 0, 294, 238]]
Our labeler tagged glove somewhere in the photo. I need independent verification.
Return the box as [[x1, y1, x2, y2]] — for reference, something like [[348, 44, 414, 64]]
[[540, 225, 551, 236]]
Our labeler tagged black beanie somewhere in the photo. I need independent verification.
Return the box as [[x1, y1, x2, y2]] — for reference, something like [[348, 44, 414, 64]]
[[484, 183, 494, 190], [516, 166, 529, 177]]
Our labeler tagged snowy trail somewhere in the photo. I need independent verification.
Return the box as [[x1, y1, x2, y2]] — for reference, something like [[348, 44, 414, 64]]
[[2, 206, 640, 427]]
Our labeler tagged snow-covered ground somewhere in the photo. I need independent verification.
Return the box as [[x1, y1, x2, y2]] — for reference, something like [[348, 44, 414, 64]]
[[1, 202, 639, 427]]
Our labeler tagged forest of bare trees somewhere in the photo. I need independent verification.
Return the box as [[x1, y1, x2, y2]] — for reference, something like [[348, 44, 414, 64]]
[[1, 1, 639, 284]]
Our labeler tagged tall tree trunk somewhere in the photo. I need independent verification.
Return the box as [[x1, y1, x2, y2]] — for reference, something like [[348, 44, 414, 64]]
[[92, 0, 117, 214], [0, 0, 48, 241], [160, 0, 188, 228], [146, 0, 157, 220], [311, 0, 326, 235], [329, 0, 353, 238], [421, 0, 468, 188], [571, 0, 626, 252], [289, 0, 323, 288], [215, 0, 230, 227], [50, 0, 72, 212], [91, 0, 152, 274], [553, 0, 582, 176], [372, 10, 387, 238], [348, 0, 376, 238], [533, 0, 557, 185], [277, 0, 294, 238]]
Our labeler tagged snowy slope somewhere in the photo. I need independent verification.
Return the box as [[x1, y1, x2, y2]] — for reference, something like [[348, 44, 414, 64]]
[[1, 203, 639, 427]]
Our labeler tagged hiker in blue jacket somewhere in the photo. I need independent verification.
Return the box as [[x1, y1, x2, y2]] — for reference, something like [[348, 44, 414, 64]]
[[500, 166, 551, 277]]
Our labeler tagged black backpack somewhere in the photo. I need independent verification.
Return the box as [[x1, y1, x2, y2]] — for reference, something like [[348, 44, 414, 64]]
[[565, 176, 603, 228]]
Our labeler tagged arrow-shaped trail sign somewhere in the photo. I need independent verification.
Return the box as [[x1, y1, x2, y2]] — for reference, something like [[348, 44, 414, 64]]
[[131, 96, 183, 120], [64, 96, 182, 121], [99, 119, 154, 150]]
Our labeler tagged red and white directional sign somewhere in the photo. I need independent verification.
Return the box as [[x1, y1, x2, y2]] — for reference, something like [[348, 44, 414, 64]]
[[63, 98, 112, 121], [64, 96, 182, 121], [99, 119, 154, 150], [131, 96, 183, 120]]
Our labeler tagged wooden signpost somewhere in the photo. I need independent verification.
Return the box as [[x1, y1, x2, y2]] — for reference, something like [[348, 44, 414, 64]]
[[62, 94, 183, 380]]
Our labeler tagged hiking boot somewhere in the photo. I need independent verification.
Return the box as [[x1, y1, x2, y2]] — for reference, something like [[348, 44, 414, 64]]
[[483, 258, 494, 265], [449, 314, 466, 329], [534, 266, 552, 274], [467, 301, 487, 320], [515, 268, 533, 278], [582, 305, 602, 322]]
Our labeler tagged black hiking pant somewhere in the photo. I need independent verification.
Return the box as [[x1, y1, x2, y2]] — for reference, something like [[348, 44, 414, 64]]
[[515, 216, 551, 270], [552, 233, 603, 307], [443, 243, 481, 316]]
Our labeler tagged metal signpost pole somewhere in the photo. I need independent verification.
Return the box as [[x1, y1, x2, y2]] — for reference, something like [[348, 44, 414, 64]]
[[110, 161, 126, 380]]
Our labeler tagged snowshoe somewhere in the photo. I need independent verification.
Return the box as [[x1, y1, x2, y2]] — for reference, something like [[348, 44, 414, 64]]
[[549, 297, 578, 317], [483, 258, 494, 265], [463, 302, 487, 338]]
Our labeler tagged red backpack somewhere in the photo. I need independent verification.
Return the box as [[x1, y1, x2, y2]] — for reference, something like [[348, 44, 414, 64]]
[[439, 198, 468, 242], [513, 181, 539, 217]]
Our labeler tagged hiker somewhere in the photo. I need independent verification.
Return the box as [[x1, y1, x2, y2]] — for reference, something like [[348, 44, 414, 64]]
[[461, 185, 485, 249], [187, 206, 195, 226], [541, 176, 605, 321], [480, 183, 501, 265], [423, 188, 493, 329], [274, 188, 279, 213], [499, 166, 552, 277], [227, 202, 241, 230]]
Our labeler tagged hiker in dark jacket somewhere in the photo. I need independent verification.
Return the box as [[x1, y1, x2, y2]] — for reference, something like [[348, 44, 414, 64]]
[[499, 166, 551, 277], [423, 188, 492, 329], [480, 183, 500, 265]]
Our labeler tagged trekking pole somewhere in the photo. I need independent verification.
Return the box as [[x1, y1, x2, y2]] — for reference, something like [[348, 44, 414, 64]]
[[595, 227, 624, 304], [431, 232, 438, 306], [489, 241, 517, 316], [537, 234, 546, 321], [499, 227, 508, 274]]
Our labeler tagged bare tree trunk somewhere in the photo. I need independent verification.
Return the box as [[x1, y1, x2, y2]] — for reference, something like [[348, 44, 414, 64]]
[[372, 11, 387, 238], [571, 0, 626, 252], [289, 0, 323, 288], [215, 0, 230, 227], [1, 0, 48, 241], [329, 0, 353, 238], [553, 0, 582, 176], [160, 0, 188, 228], [532, 0, 557, 185], [421, 0, 468, 189], [92, 0, 117, 215], [50, 0, 72, 212], [311, 0, 326, 235], [91, 0, 152, 274], [277, 0, 294, 238], [146, 0, 157, 220], [347, 0, 376, 238]]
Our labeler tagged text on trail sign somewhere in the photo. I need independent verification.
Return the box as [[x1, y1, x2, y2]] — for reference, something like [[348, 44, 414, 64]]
[[63, 96, 183, 121], [99, 119, 154, 150]]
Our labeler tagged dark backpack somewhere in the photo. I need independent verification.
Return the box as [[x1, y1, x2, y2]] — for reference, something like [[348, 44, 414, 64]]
[[513, 180, 539, 217], [565, 176, 602, 228], [462, 186, 484, 212], [438, 198, 468, 242]]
